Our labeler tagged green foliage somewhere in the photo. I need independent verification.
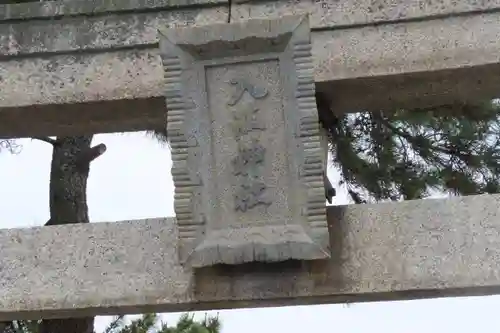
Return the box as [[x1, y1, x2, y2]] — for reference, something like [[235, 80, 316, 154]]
[[9, 313, 220, 333], [318, 94, 500, 203], [158, 313, 221, 333], [146, 128, 169, 148], [5, 320, 41, 333], [102, 313, 221, 333]]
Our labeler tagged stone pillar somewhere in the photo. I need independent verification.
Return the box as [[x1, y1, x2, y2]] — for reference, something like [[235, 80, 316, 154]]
[[159, 15, 330, 268]]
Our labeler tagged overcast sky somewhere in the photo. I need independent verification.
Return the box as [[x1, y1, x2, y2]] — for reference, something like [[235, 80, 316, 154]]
[[1, 132, 499, 332]]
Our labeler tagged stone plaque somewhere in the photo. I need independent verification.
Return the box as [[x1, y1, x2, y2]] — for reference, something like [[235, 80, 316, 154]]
[[159, 15, 329, 267]]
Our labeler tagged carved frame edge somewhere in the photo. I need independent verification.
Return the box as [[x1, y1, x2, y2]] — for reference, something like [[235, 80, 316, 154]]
[[158, 14, 305, 54], [159, 14, 330, 266], [291, 18, 329, 245], [159, 41, 201, 263]]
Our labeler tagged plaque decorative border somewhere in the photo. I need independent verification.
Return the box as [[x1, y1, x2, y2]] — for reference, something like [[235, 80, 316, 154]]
[[159, 15, 329, 267]]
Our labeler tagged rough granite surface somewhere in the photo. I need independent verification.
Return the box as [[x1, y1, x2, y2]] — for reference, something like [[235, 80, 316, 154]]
[[0, 194, 499, 319], [0, 0, 226, 21], [230, 0, 500, 29], [1, 0, 500, 135], [2, 11, 500, 109]]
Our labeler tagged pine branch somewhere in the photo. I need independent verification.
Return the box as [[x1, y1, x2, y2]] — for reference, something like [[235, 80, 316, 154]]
[[0, 321, 13, 333], [380, 117, 459, 156], [103, 315, 125, 333], [76, 143, 107, 169], [382, 118, 486, 170]]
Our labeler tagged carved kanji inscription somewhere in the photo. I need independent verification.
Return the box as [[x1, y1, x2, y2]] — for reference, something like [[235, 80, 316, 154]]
[[227, 78, 269, 106], [232, 141, 271, 212], [229, 78, 270, 213], [159, 15, 330, 267], [231, 103, 266, 138]]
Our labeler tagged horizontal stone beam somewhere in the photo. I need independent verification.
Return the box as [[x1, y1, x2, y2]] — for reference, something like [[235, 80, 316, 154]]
[[0, 0, 229, 138], [1, 193, 499, 320], [1, 0, 500, 137], [323, 63, 500, 115]]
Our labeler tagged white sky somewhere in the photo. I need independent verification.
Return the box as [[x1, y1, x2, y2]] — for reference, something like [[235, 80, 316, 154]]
[[1, 132, 499, 332]]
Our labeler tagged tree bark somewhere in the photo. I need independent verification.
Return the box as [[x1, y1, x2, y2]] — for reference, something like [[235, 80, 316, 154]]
[[0, 136, 106, 333], [40, 135, 105, 333]]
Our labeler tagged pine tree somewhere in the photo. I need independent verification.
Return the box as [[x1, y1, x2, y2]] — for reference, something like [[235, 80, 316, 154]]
[[7, 313, 221, 333], [316, 93, 500, 203]]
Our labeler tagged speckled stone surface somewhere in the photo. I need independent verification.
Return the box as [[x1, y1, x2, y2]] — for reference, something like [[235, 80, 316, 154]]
[[230, 0, 500, 29], [0, 0, 226, 20], [1, 194, 500, 320], [3, 11, 500, 109], [312, 12, 500, 84], [1, 0, 500, 136], [0, 0, 229, 136], [0, 4, 229, 108]]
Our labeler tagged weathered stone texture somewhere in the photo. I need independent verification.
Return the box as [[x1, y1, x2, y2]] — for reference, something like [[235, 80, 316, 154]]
[[230, 0, 500, 29], [313, 12, 500, 82], [0, 7, 227, 56], [0, 194, 500, 320], [0, 1, 228, 109], [2, 0, 500, 136], [1, 50, 164, 107], [4, 10, 500, 109], [0, 0, 225, 21], [160, 15, 329, 267]]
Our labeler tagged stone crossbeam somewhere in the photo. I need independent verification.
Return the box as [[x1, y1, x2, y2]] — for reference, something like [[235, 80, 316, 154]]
[[0, 193, 499, 320], [1, 0, 500, 137]]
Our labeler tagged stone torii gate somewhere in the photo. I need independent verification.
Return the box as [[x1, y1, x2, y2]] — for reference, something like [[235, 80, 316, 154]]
[[0, 0, 500, 322]]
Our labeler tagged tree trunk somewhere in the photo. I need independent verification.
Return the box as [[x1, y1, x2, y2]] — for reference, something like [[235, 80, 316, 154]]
[[40, 135, 106, 333], [0, 136, 106, 333]]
